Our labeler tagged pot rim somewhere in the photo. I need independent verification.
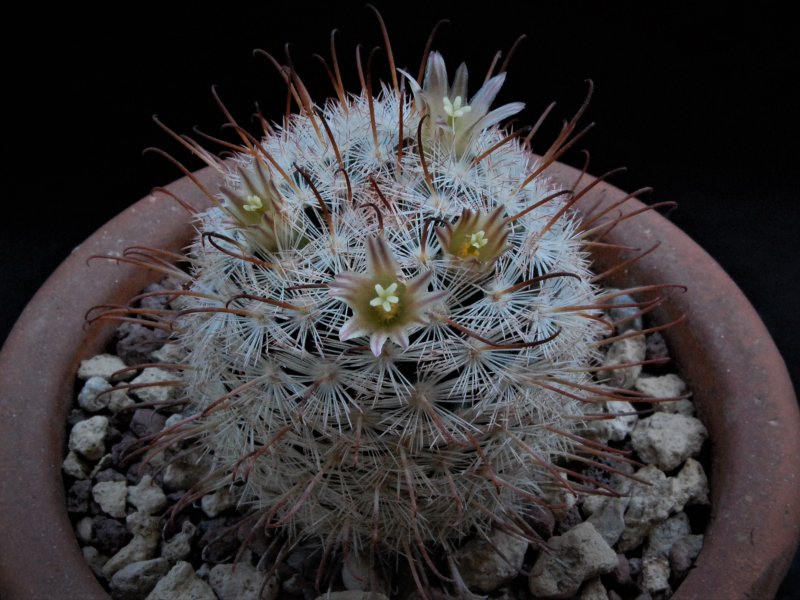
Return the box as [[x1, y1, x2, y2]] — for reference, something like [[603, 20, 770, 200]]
[[0, 163, 797, 599]]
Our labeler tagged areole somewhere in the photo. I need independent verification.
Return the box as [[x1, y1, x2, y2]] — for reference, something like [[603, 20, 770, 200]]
[[0, 162, 798, 599]]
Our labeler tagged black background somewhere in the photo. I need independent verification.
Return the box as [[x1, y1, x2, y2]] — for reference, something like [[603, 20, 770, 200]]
[[2, 2, 798, 596]]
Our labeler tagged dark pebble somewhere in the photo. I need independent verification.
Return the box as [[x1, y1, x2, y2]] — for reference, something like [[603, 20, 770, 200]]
[[111, 432, 139, 469], [165, 490, 186, 506], [236, 518, 270, 555], [198, 516, 242, 563], [130, 408, 167, 438], [125, 460, 160, 485], [105, 425, 122, 447], [94, 468, 126, 483], [670, 537, 699, 580], [629, 557, 643, 578], [556, 505, 583, 534], [139, 282, 176, 311], [286, 543, 323, 578], [161, 512, 194, 541], [92, 515, 132, 555], [645, 332, 669, 362], [116, 322, 170, 366], [612, 553, 633, 587], [525, 505, 555, 541], [67, 480, 92, 513], [281, 572, 304, 595], [110, 407, 134, 431]]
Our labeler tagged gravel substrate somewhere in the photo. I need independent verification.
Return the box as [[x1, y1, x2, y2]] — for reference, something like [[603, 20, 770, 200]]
[[63, 281, 710, 599]]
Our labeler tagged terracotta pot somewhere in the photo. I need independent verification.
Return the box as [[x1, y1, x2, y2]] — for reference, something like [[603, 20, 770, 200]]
[[1, 163, 798, 599]]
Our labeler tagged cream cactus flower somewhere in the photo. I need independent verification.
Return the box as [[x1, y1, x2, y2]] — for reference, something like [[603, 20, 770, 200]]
[[329, 235, 446, 356], [401, 50, 525, 156]]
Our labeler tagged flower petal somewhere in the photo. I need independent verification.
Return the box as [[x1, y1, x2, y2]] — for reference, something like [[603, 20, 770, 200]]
[[475, 102, 526, 131], [370, 332, 389, 356], [366, 235, 400, 278], [450, 62, 468, 102], [340, 318, 368, 342], [390, 329, 410, 350], [424, 52, 448, 106], [467, 73, 507, 122]]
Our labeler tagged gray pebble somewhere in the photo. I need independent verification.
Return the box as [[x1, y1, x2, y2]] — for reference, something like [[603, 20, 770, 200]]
[[161, 520, 195, 563], [151, 342, 187, 364], [69, 415, 109, 461], [195, 563, 211, 579], [82, 545, 109, 579], [162, 449, 212, 492], [584, 493, 630, 547], [529, 522, 617, 598], [584, 400, 638, 444], [130, 368, 177, 405], [109, 388, 137, 413], [110, 557, 170, 600], [144, 561, 216, 600], [63, 450, 91, 480], [640, 555, 670, 593], [631, 412, 707, 471], [455, 529, 528, 593], [75, 516, 94, 544], [635, 374, 692, 416], [102, 512, 161, 579], [209, 561, 279, 600], [78, 353, 131, 381], [78, 376, 113, 412], [672, 458, 710, 507], [608, 293, 643, 333], [619, 467, 676, 552], [644, 512, 691, 558], [598, 336, 646, 389], [93, 480, 128, 518], [669, 534, 704, 579], [580, 577, 609, 600], [200, 487, 236, 518], [128, 474, 167, 515]]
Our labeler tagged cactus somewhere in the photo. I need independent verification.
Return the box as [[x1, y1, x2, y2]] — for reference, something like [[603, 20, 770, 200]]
[[102, 12, 676, 595]]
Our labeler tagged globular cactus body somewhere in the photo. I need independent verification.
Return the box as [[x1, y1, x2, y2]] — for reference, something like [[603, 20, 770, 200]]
[[140, 33, 637, 586]]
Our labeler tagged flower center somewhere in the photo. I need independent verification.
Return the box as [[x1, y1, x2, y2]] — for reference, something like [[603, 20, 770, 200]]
[[443, 95, 471, 128], [370, 282, 400, 317], [456, 230, 489, 258], [469, 230, 488, 249], [243, 194, 264, 212]]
